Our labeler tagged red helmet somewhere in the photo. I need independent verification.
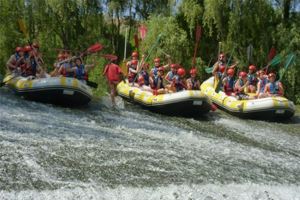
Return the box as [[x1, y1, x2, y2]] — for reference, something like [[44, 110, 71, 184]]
[[138, 76, 144, 84], [268, 73, 276, 78], [170, 63, 177, 69], [248, 65, 256, 71], [131, 60, 138, 65], [239, 71, 247, 78], [177, 68, 186, 76], [190, 68, 197, 75], [154, 57, 160, 63], [227, 68, 234, 76], [158, 66, 164, 72], [32, 42, 39, 48], [23, 45, 32, 52], [219, 65, 226, 73], [15, 47, 23, 52], [131, 51, 138, 57]]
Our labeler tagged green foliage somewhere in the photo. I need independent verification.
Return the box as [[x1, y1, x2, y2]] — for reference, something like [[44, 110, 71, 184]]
[[140, 15, 190, 66]]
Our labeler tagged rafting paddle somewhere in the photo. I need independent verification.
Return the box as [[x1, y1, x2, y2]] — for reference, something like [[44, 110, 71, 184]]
[[279, 53, 296, 81], [192, 25, 202, 67]]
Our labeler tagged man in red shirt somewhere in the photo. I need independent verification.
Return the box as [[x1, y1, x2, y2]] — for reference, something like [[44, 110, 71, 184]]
[[103, 57, 124, 106]]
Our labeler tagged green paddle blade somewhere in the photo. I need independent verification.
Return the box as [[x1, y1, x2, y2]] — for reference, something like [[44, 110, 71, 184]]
[[205, 66, 213, 73], [269, 54, 282, 67], [279, 53, 296, 81], [284, 53, 295, 69]]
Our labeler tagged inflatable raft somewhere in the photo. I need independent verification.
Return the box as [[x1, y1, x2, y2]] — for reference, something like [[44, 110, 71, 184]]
[[116, 80, 212, 116], [201, 77, 295, 120], [3, 74, 93, 106]]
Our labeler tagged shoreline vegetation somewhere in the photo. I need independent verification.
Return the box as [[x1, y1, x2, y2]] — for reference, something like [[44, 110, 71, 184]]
[[0, 1, 299, 103]]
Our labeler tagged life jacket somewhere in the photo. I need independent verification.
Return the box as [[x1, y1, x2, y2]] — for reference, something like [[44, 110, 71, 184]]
[[258, 78, 268, 93], [173, 75, 185, 92], [248, 73, 257, 86], [267, 82, 282, 95], [166, 71, 176, 82], [153, 75, 164, 89], [61, 63, 73, 77], [188, 78, 200, 90], [128, 62, 137, 82], [106, 63, 121, 82], [224, 77, 235, 93], [74, 64, 88, 80], [151, 67, 159, 77], [140, 70, 149, 86], [22, 56, 37, 77]]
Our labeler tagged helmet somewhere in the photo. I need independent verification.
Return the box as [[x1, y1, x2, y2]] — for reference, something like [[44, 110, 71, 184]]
[[239, 71, 247, 78], [154, 57, 160, 63], [190, 68, 197, 75], [15, 47, 23, 52], [138, 76, 144, 84], [132, 51, 138, 57], [219, 65, 226, 73], [131, 60, 138, 65], [170, 63, 177, 69], [268, 73, 276, 78], [23, 45, 32, 52], [248, 65, 256, 71], [32, 42, 39, 48], [158, 66, 164, 72], [227, 68, 234, 76], [177, 68, 186, 76]]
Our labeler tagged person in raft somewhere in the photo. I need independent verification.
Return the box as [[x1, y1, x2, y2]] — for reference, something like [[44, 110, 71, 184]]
[[170, 67, 187, 92], [263, 72, 284, 97], [126, 51, 139, 83], [186, 68, 200, 90], [6, 46, 25, 74], [103, 57, 124, 106], [151, 67, 167, 95], [212, 53, 238, 87], [256, 70, 269, 98], [234, 71, 250, 100], [222, 68, 236, 96], [247, 65, 258, 93], [66, 57, 95, 83]]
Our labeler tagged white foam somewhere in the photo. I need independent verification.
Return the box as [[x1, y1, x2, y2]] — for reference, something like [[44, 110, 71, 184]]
[[0, 184, 299, 200]]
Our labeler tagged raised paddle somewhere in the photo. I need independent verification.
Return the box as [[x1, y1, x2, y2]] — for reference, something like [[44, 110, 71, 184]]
[[279, 53, 296, 82], [192, 25, 202, 67], [57, 43, 104, 66]]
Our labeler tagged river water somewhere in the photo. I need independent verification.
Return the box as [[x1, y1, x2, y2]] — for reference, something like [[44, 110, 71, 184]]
[[0, 88, 300, 200]]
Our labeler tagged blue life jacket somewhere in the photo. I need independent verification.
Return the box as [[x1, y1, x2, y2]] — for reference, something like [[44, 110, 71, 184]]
[[15, 53, 20, 61], [153, 75, 164, 89], [259, 78, 268, 93], [269, 82, 280, 94], [248, 74, 257, 85], [174, 75, 184, 92], [224, 77, 234, 92], [166, 71, 176, 81], [151, 67, 158, 76], [140, 70, 149, 86], [74, 64, 87, 80]]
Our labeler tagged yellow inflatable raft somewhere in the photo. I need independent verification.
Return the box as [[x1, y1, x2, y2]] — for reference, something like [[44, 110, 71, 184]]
[[2, 74, 93, 106], [201, 77, 295, 120], [117, 80, 212, 116]]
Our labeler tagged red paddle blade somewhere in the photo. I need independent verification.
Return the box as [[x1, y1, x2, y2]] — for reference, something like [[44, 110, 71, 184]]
[[87, 43, 103, 53], [102, 54, 118, 61], [268, 47, 276, 61]]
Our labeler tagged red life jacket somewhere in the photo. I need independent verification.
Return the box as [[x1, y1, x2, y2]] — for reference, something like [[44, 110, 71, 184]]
[[105, 63, 121, 82]]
